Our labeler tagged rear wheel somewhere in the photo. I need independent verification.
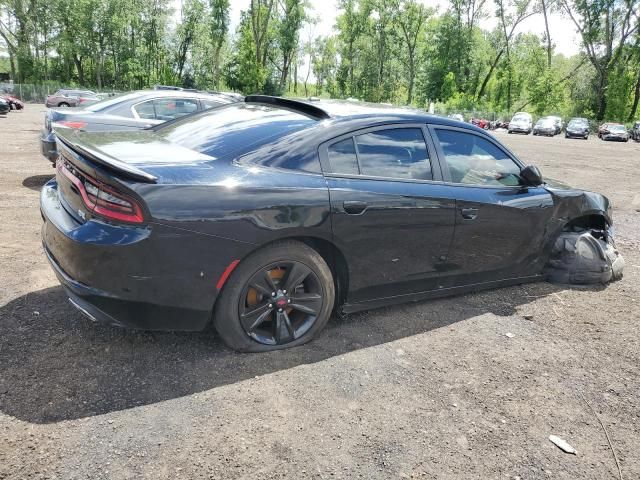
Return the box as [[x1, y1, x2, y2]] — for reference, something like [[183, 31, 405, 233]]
[[214, 241, 335, 352], [58, 102, 70, 107]]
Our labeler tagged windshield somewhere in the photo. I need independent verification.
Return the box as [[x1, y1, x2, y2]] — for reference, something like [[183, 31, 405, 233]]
[[610, 125, 626, 132], [512, 114, 530, 122], [537, 118, 554, 127], [568, 119, 587, 127], [156, 103, 317, 160]]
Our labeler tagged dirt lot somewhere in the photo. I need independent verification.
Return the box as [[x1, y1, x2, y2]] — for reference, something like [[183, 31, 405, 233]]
[[1, 106, 639, 480]]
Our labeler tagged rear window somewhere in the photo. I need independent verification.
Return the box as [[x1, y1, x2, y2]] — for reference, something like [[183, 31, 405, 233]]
[[156, 103, 318, 163]]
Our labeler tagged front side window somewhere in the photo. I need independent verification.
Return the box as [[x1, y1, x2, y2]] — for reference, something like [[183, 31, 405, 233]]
[[435, 129, 521, 187], [327, 127, 433, 181]]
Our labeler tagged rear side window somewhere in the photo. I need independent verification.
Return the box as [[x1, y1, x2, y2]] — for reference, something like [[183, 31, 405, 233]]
[[327, 127, 433, 181], [356, 128, 432, 180], [133, 100, 156, 119], [154, 98, 198, 119], [327, 138, 359, 175], [434, 129, 521, 186], [133, 98, 199, 120]]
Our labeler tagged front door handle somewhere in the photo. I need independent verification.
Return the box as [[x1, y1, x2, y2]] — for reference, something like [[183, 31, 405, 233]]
[[460, 207, 478, 220], [343, 201, 368, 215]]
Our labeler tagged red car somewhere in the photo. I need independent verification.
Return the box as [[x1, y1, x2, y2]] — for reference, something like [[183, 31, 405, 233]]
[[471, 117, 490, 130], [2, 94, 24, 110]]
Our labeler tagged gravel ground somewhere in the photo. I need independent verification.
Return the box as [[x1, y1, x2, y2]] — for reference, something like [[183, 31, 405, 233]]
[[1, 106, 639, 480]]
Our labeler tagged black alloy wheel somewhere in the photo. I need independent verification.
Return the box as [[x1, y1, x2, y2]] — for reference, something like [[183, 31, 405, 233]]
[[239, 261, 324, 345], [214, 240, 335, 352]]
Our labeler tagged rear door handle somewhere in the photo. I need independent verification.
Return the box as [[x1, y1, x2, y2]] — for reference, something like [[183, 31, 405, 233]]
[[460, 207, 478, 220], [343, 201, 368, 215]]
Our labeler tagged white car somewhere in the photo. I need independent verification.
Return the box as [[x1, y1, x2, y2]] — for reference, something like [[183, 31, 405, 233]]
[[508, 112, 533, 134]]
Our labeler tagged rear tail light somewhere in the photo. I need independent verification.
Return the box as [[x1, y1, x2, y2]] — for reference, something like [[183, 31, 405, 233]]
[[57, 120, 87, 130], [57, 160, 144, 224]]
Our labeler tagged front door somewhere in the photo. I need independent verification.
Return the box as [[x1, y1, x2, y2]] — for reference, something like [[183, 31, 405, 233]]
[[430, 126, 554, 287]]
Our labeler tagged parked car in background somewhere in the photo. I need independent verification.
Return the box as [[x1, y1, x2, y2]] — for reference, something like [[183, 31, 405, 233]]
[[565, 118, 590, 139], [471, 117, 490, 130], [600, 124, 629, 142], [533, 117, 557, 136], [40, 95, 623, 352], [547, 115, 563, 134], [45, 89, 100, 108], [41, 89, 241, 163], [2, 94, 24, 110], [508, 112, 533, 134], [597, 123, 616, 139], [490, 119, 509, 130], [630, 121, 640, 142], [0, 97, 9, 115]]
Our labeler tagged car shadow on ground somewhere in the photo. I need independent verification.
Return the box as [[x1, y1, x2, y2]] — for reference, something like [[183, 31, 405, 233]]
[[0, 282, 569, 424], [22, 174, 55, 191]]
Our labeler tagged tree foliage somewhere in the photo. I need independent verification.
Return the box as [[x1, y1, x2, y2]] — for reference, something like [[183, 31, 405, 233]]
[[0, 0, 638, 121]]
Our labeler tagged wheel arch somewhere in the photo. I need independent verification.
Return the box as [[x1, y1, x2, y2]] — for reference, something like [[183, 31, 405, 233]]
[[562, 212, 609, 231], [211, 234, 350, 321]]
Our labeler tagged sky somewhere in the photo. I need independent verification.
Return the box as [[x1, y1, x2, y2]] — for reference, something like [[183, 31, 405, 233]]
[[227, 0, 581, 57]]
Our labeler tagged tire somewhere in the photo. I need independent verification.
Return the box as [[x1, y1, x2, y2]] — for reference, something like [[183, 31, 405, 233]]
[[213, 240, 335, 352], [58, 102, 70, 107], [545, 230, 624, 285], [508, 130, 512, 134]]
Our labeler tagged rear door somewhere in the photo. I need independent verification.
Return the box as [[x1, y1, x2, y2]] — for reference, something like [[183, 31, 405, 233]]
[[430, 126, 554, 287], [321, 124, 456, 304]]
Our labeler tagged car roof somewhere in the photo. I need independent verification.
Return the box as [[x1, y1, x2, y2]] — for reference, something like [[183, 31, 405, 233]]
[[128, 89, 236, 100], [243, 95, 486, 132]]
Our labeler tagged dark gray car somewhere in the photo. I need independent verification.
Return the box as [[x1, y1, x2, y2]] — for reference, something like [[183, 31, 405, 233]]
[[41, 89, 242, 163]]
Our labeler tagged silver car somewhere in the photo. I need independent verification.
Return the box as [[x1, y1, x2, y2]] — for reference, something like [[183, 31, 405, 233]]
[[45, 89, 100, 108], [41, 89, 242, 163]]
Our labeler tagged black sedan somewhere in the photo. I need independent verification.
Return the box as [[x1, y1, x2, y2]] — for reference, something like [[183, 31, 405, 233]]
[[0, 97, 9, 115], [40, 96, 623, 352], [41, 89, 241, 163], [565, 117, 590, 139]]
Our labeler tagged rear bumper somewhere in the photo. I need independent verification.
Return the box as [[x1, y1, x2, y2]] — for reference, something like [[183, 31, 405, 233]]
[[40, 179, 237, 331], [509, 126, 530, 133], [41, 130, 59, 163]]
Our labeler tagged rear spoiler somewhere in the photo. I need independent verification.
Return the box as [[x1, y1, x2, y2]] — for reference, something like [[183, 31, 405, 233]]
[[56, 133, 158, 184]]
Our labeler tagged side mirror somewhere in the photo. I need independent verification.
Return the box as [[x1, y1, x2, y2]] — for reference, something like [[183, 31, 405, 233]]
[[520, 165, 543, 186]]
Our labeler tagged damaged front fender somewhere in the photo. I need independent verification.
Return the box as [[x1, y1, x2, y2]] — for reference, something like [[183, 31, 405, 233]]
[[542, 179, 623, 284]]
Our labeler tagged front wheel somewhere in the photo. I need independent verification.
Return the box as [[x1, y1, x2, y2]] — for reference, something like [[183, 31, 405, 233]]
[[214, 241, 335, 352]]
